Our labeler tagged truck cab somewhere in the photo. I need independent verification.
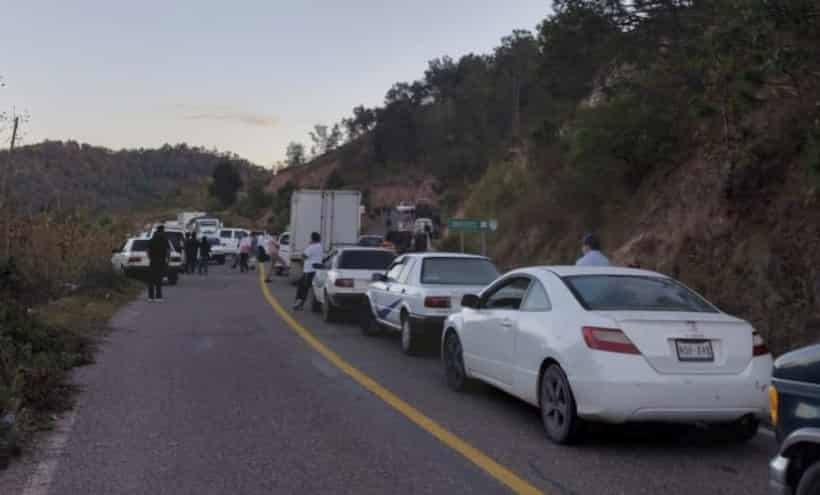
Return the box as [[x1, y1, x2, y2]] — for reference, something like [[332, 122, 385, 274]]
[[769, 343, 820, 495]]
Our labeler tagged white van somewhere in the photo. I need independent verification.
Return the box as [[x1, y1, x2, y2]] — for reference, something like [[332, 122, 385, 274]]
[[211, 228, 249, 265]]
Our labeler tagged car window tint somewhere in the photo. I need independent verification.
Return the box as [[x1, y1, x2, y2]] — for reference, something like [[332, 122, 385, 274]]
[[338, 250, 396, 270], [564, 275, 718, 313], [279, 235, 289, 246], [420, 258, 499, 285], [131, 240, 150, 252], [485, 278, 531, 310], [521, 281, 552, 311], [386, 260, 405, 281], [220, 230, 232, 238]]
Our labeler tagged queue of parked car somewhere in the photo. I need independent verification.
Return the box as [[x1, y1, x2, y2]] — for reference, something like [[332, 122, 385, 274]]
[[288, 241, 820, 493]]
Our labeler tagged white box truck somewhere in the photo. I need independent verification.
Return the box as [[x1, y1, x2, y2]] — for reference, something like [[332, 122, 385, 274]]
[[283, 190, 361, 283]]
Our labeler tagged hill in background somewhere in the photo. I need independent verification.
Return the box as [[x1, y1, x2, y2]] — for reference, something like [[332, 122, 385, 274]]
[[1, 141, 268, 213]]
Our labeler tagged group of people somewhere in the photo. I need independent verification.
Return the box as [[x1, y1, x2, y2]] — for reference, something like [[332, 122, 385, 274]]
[[184, 232, 212, 275]]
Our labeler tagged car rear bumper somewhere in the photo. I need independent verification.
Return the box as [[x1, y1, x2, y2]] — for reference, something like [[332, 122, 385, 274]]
[[571, 354, 771, 423], [409, 314, 447, 339], [329, 293, 369, 310], [768, 455, 792, 495]]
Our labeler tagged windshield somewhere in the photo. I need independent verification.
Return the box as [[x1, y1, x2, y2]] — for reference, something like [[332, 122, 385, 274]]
[[131, 240, 150, 252], [563, 275, 718, 313], [198, 220, 218, 226], [420, 258, 498, 286], [338, 250, 395, 270]]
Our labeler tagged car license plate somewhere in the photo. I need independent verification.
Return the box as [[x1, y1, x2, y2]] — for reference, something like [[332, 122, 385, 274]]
[[675, 339, 714, 362]]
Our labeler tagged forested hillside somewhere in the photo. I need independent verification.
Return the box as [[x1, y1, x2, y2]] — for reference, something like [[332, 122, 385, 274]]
[[1, 141, 266, 213], [274, 0, 820, 353]]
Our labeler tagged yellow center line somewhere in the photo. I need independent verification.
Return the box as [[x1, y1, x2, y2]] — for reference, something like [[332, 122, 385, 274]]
[[258, 266, 545, 495]]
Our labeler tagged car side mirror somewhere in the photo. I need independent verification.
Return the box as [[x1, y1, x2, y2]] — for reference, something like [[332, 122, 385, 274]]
[[461, 294, 480, 309], [372, 273, 387, 282]]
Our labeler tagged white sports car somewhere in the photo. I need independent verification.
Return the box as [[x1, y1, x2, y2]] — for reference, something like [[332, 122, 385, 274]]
[[442, 266, 773, 444]]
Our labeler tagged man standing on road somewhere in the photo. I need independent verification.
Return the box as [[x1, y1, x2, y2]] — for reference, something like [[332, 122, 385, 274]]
[[238, 234, 252, 273], [184, 233, 198, 274], [293, 232, 322, 310], [198, 236, 211, 275], [576, 233, 611, 267], [147, 225, 169, 302]]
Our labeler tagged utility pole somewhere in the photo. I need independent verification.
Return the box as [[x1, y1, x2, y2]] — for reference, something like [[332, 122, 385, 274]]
[[1, 116, 20, 258]]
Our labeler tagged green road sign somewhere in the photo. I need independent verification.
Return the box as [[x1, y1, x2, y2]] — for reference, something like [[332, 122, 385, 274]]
[[448, 218, 482, 232], [448, 218, 499, 232]]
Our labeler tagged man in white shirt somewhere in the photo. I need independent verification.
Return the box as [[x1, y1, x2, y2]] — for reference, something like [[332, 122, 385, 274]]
[[294, 232, 323, 310], [576, 233, 611, 267]]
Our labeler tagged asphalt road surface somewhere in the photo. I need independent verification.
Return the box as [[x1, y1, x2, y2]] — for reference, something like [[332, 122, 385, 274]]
[[1, 265, 776, 495]]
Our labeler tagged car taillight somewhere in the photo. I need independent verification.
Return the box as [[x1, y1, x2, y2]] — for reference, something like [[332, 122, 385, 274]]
[[335, 278, 354, 288], [424, 296, 451, 308], [582, 327, 640, 355], [753, 332, 770, 356], [769, 386, 779, 426], [128, 256, 142, 263]]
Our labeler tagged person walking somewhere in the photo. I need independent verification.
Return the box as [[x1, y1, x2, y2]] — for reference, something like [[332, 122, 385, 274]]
[[198, 236, 211, 275], [185, 233, 198, 274], [264, 234, 287, 283], [576, 233, 611, 266], [238, 234, 252, 273], [293, 232, 322, 310], [147, 225, 169, 302]]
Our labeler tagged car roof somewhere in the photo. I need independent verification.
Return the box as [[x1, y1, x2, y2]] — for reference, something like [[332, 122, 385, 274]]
[[334, 246, 393, 253], [400, 252, 490, 260], [530, 265, 669, 278]]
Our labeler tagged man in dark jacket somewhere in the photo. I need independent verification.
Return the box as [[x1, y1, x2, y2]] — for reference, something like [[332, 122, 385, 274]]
[[184, 233, 198, 274], [148, 226, 170, 302], [198, 236, 211, 275]]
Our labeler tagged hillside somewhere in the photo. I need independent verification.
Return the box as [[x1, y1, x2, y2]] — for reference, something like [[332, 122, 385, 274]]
[[270, 0, 820, 354], [1, 141, 267, 213]]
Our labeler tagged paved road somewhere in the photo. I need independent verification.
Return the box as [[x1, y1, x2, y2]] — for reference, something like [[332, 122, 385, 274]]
[[2, 265, 775, 494]]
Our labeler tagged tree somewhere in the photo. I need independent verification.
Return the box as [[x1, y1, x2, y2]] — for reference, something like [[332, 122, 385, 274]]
[[309, 124, 343, 156], [209, 161, 242, 207], [325, 168, 345, 189], [285, 142, 306, 167]]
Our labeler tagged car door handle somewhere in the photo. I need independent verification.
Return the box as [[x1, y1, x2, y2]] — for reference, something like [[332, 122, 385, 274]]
[[501, 319, 514, 328]]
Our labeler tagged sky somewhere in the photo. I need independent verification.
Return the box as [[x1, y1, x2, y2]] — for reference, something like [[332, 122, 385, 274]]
[[2, 1, 550, 167]]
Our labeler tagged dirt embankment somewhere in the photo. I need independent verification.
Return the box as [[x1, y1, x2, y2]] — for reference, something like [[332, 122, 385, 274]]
[[268, 156, 440, 211]]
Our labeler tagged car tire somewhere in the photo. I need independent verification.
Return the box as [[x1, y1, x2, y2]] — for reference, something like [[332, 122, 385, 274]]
[[797, 460, 820, 495], [400, 315, 421, 356], [322, 291, 338, 323], [168, 272, 178, 285], [539, 364, 582, 445], [360, 307, 383, 337], [725, 416, 759, 443], [216, 255, 226, 265], [443, 331, 473, 392]]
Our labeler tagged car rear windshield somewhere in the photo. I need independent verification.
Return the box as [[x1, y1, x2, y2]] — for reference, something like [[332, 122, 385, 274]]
[[131, 240, 150, 251], [563, 275, 718, 313], [220, 230, 232, 238], [421, 258, 499, 285], [339, 250, 395, 270]]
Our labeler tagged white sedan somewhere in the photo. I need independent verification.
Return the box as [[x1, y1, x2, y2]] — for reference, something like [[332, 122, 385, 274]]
[[442, 266, 773, 444], [311, 247, 397, 322], [111, 237, 183, 285]]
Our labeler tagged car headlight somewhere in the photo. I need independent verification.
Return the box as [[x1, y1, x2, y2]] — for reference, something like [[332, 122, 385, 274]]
[[769, 385, 778, 426]]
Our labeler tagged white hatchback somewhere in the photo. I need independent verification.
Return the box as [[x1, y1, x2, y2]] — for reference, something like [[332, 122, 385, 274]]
[[442, 266, 773, 444], [310, 247, 396, 322]]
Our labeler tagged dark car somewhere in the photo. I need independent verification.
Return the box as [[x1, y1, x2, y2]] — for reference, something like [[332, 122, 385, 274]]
[[769, 344, 820, 495]]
